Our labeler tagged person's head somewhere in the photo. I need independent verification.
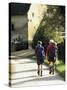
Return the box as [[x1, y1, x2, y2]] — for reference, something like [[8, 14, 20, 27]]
[[49, 39, 55, 44], [38, 41, 42, 45]]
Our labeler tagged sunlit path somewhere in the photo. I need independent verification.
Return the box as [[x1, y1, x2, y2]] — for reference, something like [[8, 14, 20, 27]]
[[10, 57, 65, 87]]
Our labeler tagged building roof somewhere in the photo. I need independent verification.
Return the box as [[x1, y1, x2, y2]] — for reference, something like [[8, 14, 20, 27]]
[[9, 3, 30, 16]]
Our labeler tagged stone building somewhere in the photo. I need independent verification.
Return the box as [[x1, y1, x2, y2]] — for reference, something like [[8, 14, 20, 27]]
[[28, 4, 47, 48], [10, 3, 30, 51], [10, 3, 47, 51]]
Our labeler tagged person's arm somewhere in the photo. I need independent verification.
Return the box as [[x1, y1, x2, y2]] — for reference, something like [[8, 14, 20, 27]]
[[42, 47, 45, 57], [55, 45, 58, 59], [46, 45, 49, 56], [46, 46, 48, 60], [35, 46, 37, 57], [46, 45, 51, 60]]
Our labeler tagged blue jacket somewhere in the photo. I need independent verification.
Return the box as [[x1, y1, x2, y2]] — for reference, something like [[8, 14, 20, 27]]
[[35, 44, 45, 59]]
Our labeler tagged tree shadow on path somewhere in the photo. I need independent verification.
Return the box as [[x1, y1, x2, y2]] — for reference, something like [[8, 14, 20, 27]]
[[12, 74, 64, 86]]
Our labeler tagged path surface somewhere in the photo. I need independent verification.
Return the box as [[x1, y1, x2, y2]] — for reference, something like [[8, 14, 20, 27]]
[[10, 50, 65, 87]]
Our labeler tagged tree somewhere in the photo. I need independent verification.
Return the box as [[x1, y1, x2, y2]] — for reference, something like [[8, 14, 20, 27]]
[[32, 5, 65, 62], [32, 5, 65, 47]]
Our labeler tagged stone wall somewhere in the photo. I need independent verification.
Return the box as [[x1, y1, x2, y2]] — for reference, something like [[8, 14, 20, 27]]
[[11, 15, 28, 51], [28, 4, 47, 47]]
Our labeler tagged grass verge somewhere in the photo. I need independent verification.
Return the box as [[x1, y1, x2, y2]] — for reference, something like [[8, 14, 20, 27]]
[[44, 59, 65, 80]]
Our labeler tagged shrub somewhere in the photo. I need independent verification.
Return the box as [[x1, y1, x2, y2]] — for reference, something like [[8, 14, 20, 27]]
[[57, 39, 65, 63]]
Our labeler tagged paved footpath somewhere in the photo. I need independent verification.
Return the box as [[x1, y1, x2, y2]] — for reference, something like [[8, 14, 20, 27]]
[[10, 50, 65, 87]]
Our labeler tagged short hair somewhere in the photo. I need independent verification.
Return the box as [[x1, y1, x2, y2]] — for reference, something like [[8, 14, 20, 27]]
[[38, 41, 42, 45]]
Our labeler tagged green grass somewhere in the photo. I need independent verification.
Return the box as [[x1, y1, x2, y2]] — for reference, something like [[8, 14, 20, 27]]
[[55, 60, 65, 80], [44, 59, 65, 80]]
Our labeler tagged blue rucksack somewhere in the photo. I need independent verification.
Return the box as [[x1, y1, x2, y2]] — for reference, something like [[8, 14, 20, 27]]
[[36, 45, 45, 58]]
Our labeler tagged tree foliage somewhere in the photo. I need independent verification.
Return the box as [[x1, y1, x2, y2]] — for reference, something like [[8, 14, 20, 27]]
[[32, 5, 65, 48], [32, 5, 65, 63]]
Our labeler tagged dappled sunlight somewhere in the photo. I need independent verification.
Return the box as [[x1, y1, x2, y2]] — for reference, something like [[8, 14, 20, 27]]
[[10, 53, 65, 87], [9, 3, 65, 87]]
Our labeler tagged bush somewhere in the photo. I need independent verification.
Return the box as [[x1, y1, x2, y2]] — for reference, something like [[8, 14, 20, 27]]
[[57, 39, 65, 63], [32, 29, 49, 51]]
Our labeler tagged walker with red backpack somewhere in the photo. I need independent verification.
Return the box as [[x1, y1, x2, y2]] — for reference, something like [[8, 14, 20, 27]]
[[46, 40, 58, 74]]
